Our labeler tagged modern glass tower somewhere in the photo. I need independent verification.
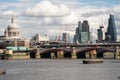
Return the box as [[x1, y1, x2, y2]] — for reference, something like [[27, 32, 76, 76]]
[[74, 20, 90, 43], [82, 20, 90, 41], [105, 14, 117, 42], [74, 21, 82, 43], [97, 26, 104, 41]]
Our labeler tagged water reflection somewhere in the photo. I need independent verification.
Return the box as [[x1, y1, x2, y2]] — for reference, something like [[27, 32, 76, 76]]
[[0, 59, 120, 80]]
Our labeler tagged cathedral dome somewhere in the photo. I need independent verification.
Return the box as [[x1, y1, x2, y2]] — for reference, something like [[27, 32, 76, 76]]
[[4, 16, 20, 39], [7, 23, 19, 30], [7, 16, 19, 31]]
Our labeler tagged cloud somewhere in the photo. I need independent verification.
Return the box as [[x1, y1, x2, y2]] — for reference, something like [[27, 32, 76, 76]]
[[41, 17, 55, 26], [0, 0, 120, 42], [2, 10, 18, 16], [58, 12, 78, 25], [24, 1, 71, 17], [22, 1, 78, 26]]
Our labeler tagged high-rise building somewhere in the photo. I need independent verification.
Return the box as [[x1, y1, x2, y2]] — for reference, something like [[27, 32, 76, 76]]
[[97, 26, 104, 41], [74, 20, 90, 43], [82, 20, 90, 41], [74, 21, 82, 43], [82, 21, 89, 32], [105, 14, 117, 42], [80, 32, 89, 43], [62, 32, 70, 42]]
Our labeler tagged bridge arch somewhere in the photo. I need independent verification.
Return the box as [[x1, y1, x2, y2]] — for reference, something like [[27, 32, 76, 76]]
[[76, 47, 115, 58], [39, 47, 115, 59], [97, 49, 115, 58], [40, 48, 72, 58]]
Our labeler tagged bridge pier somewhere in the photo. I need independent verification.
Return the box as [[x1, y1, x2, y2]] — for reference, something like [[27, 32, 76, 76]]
[[114, 47, 120, 59], [71, 47, 77, 59], [90, 50, 97, 59], [85, 51, 90, 59], [51, 53, 56, 59], [36, 48, 41, 59], [57, 50, 64, 58], [4, 50, 13, 60]]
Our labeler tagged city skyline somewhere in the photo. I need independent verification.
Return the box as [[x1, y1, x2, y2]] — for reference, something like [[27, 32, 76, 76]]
[[0, 0, 120, 41]]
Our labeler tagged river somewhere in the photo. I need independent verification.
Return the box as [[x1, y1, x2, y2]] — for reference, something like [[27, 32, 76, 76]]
[[0, 59, 120, 80]]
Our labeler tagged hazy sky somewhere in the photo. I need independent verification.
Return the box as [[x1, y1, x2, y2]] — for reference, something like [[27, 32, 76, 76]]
[[0, 0, 120, 41]]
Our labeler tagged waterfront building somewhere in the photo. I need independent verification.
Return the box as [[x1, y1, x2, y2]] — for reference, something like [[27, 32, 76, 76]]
[[82, 20, 90, 41], [105, 14, 117, 42], [32, 34, 49, 42], [6, 39, 29, 48], [80, 32, 89, 43], [0, 16, 29, 49], [74, 20, 90, 43], [62, 32, 70, 42], [30, 34, 49, 47], [73, 21, 82, 43], [0, 36, 5, 40], [97, 26, 104, 42]]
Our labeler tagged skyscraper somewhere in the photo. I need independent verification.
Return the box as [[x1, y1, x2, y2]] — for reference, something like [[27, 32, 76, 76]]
[[62, 32, 70, 42], [105, 14, 117, 42], [74, 21, 82, 43], [82, 20, 90, 41], [74, 20, 90, 43], [97, 26, 104, 41]]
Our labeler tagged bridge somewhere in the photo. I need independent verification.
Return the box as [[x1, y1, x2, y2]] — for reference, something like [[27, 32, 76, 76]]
[[40, 42, 120, 48], [2, 43, 120, 60], [35, 46, 119, 59]]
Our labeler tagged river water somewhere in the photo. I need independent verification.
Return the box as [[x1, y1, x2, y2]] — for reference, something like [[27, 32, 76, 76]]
[[0, 59, 120, 80]]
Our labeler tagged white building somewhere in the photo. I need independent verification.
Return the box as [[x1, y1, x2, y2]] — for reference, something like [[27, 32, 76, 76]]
[[0, 16, 30, 48], [34, 34, 49, 42], [4, 16, 20, 40]]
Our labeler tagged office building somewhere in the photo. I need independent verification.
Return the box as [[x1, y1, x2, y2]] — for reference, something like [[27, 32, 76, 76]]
[[105, 14, 117, 42], [74, 20, 90, 43], [62, 32, 70, 42], [74, 21, 82, 43], [97, 26, 104, 41], [82, 20, 90, 41]]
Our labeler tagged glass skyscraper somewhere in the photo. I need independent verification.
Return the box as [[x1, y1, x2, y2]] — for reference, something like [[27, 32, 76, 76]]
[[97, 26, 104, 41], [74, 21, 82, 43], [74, 20, 90, 43], [105, 14, 117, 42], [82, 21, 90, 41]]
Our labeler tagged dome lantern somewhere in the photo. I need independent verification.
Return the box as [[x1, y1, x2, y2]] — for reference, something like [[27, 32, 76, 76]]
[[11, 15, 14, 23]]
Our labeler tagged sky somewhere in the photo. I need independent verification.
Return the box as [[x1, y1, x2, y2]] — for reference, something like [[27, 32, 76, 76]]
[[0, 0, 120, 42]]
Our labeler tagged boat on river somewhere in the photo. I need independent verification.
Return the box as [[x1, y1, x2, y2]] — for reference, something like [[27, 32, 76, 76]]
[[82, 59, 103, 64], [0, 69, 6, 74]]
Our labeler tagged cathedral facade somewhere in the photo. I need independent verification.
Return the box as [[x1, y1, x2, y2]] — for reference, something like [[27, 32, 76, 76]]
[[0, 16, 29, 48], [4, 16, 20, 40]]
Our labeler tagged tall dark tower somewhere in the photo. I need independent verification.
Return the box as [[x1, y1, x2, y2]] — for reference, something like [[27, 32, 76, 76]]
[[105, 14, 117, 42], [74, 20, 90, 43], [74, 21, 82, 43], [82, 20, 90, 41], [97, 26, 104, 41]]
